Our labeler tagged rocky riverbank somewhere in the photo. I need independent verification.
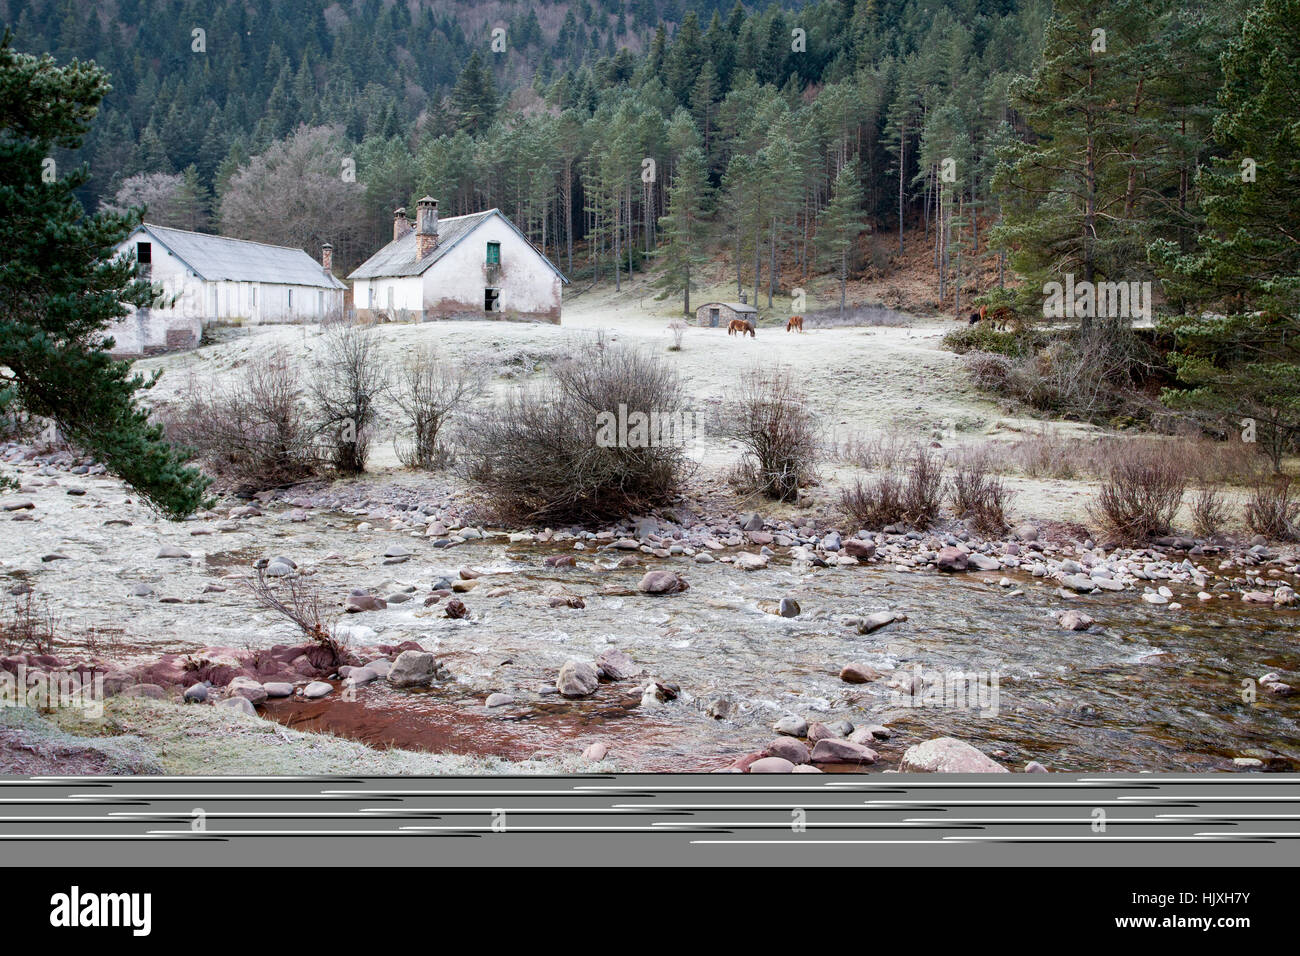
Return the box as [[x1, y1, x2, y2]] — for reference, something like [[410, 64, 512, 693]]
[[3, 439, 1298, 774]]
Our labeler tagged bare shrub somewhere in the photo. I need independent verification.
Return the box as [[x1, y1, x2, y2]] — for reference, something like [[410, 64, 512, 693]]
[[309, 325, 386, 474], [1090, 446, 1187, 541], [962, 325, 1151, 423], [1245, 476, 1300, 541], [840, 473, 906, 529], [0, 593, 58, 655], [840, 448, 944, 530], [166, 348, 320, 489], [949, 451, 1015, 534], [666, 319, 686, 351], [388, 345, 482, 470], [723, 366, 819, 502], [460, 341, 691, 524], [1190, 485, 1231, 537], [243, 567, 346, 664]]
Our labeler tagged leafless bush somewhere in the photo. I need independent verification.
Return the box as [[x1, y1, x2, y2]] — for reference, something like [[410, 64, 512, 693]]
[[962, 325, 1150, 423], [243, 567, 345, 663], [723, 366, 819, 502], [840, 448, 944, 530], [1090, 446, 1187, 541], [1245, 476, 1300, 541], [949, 451, 1015, 534], [1190, 485, 1231, 537], [840, 473, 907, 529], [388, 345, 482, 470], [165, 348, 320, 489], [903, 449, 945, 527], [666, 319, 686, 351], [0, 593, 58, 655], [460, 342, 691, 524]]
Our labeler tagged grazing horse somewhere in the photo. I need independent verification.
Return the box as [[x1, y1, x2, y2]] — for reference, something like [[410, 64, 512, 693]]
[[728, 318, 756, 337], [968, 305, 988, 325], [786, 315, 804, 333]]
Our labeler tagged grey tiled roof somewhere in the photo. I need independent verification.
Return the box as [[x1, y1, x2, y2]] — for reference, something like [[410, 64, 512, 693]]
[[139, 224, 347, 289], [347, 208, 567, 283]]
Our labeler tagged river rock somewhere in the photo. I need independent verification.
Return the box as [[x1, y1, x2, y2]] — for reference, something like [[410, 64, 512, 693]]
[[346, 590, 387, 612], [485, 692, 514, 708], [810, 739, 877, 765], [856, 610, 906, 634], [936, 547, 968, 572], [1057, 610, 1095, 632], [842, 539, 876, 560], [262, 682, 294, 698], [777, 597, 801, 618], [773, 714, 808, 737], [557, 659, 599, 697], [227, 676, 267, 705], [900, 737, 1008, 773], [732, 552, 769, 571], [302, 681, 333, 699], [840, 662, 882, 683], [638, 570, 689, 594], [1062, 574, 1098, 593], [595, 647, 635, 681], [764, 738, 810, 764], [582, 741, 609, 762], [217, 696, 256, 716], [748, 756, 796, 774], [387, 650, 444, 688], [182, 683, 208, 703]]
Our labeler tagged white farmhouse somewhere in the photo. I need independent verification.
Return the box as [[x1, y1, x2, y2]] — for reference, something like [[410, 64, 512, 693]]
[[349, 197, 566, 324], [106, 223, 346, 357]]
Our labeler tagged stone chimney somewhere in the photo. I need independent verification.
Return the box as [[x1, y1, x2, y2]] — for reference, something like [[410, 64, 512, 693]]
[[415, 196, 439, 260], [320, 242, 333, 275], [393, 207, 412, 242]]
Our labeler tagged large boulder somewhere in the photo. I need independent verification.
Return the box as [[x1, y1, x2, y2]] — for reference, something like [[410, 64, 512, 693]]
[[900, 737, 1008, 773], [842, 539, 876, 560], [386, 650, 445, 688], [638, 570, 689, 595], [556, 660, 599, 698], [810, 739, 878, 765], [935, 547, 969, 573]]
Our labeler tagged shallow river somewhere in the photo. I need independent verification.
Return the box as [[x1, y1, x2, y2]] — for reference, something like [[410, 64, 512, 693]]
[[259, 539, 1300, 773]]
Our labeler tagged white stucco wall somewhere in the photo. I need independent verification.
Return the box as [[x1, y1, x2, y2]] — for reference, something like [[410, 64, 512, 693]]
[[421, 215, 562, 321], [107, 233, 344, 346]]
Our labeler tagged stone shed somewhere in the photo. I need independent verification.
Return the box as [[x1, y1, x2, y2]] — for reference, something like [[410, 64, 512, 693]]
[[695, 301, 758, 328]]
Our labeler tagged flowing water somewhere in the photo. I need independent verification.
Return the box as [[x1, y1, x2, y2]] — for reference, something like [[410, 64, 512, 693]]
[[261, 540, 1300, 773]]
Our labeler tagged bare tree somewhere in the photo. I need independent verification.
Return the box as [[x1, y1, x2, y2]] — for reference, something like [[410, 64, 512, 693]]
[[388, 345, 482, 470], [310, 325, 386, 474], [217, 125, 366, 260]]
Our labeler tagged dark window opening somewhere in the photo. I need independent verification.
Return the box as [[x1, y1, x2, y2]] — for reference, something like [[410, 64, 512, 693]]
[[136, 242, 152, 277], [485, 288, 500, 312]]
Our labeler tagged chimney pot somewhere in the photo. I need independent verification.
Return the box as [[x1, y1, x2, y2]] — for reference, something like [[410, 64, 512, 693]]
[[416, 197, 439, 260], [321, 242, 333, 274], [393, 208, 411, 242]]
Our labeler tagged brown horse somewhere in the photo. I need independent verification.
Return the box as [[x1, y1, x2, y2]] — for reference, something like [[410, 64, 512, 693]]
[[728, 319, 756, 337], [786, 315, 804, 333]]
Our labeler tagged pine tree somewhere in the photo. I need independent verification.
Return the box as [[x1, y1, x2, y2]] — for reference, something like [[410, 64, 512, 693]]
[[0, 34, 209, 517], [655, 145, 712, 315], [1151, 0, 1300, 469], [818, 158, 866, 315]]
